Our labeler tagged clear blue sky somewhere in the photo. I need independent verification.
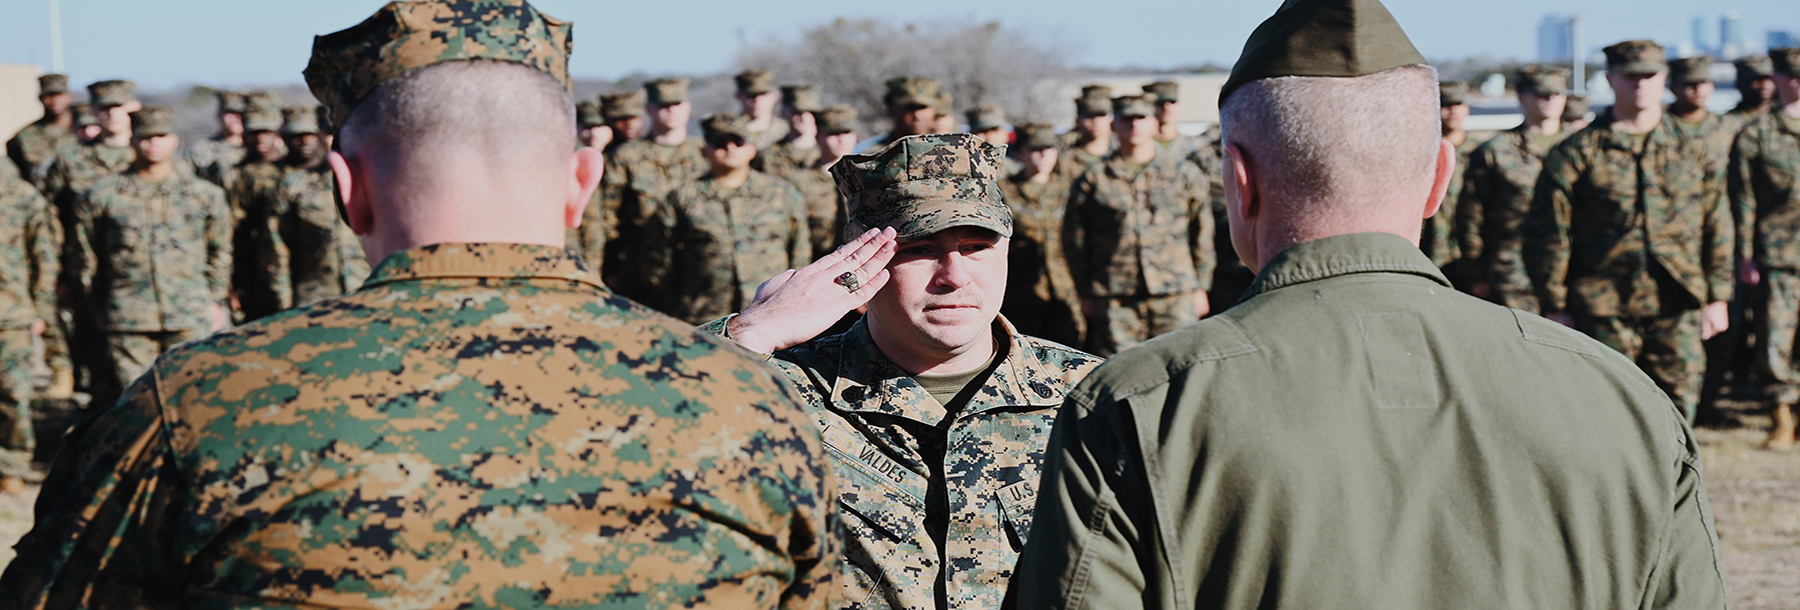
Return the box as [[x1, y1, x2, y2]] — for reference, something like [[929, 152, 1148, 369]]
[[2, 1, 1794, 90]]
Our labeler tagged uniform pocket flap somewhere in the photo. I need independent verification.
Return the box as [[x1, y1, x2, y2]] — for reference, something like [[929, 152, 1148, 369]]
[[996, 479, 1039, 551]]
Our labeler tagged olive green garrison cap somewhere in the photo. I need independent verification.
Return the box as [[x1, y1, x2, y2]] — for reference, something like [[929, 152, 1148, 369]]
[[303, 0, 573, 134], [1221, 0, 1427, 106]]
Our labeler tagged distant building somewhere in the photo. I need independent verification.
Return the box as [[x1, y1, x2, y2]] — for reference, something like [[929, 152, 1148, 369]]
[[1772, 30, 1798, 50], [1720, 11, 1748, 59], [1538, 15, 1576, 63], [1692, 16, 1712, 55]]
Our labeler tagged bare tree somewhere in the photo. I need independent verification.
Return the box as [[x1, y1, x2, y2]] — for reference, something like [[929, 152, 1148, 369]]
[[736, 17, 1073, 134]]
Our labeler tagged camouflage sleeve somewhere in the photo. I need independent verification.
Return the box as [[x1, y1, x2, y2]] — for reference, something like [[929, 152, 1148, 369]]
[[265, 183, 294, 310], [204, 185, 234, 301], [73, 189, 99, 296], [4, 135, 26, 181], [579, 188, 606, 275], [1063, 174, 1093, 298], [1184, 163, 1215, 292], [1454, 146, 1490, 269], [0, 372, 186, 608], [1524, 143, 1579, 314], [25, 189, 60, 321], [786, 182, 813, 267], [601, 154, 629, 242], [1699, 145, 1734, 303], [1728, 128, 1757, 265]]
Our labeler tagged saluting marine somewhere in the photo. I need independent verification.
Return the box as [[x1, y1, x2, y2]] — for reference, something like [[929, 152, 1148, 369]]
[[710, 133, 1103, 609]]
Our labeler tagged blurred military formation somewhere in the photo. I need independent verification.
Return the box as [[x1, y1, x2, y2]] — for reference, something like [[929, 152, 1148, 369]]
[[0, 0, 1792, 604], [4, 34, 1800, 480]]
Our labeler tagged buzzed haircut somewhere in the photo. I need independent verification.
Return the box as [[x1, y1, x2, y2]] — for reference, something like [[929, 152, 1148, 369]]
[[1219, 65, 1441, 217], [339, 59, 574, 180]]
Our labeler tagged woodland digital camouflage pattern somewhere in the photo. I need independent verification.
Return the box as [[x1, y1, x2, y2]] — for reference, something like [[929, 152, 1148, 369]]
[[75, 169, 231, 366], [1423, 134, 1482, 271], [1523, 112, 1734, 416], [603, 137, 707, 310], [1000, 167, 1083, 347], [42, 143, 135, 248], [7, 119, 75, 192], [834, 133, 1012, 242], [269, 165, 370, 309], [0, 243, 837, 609], [224, 153, 289, 321], [0, 163, 57, 477], [703, 316, 1101, 610], [666, 170, 811, 324], [302, 0, 574, 134], [1064, 148, 1214, 353], [1732, 112, 1800, 401], [762, 139, 823, 178], [1456, 124, 1567, 311], [183, 92, 249, 175]]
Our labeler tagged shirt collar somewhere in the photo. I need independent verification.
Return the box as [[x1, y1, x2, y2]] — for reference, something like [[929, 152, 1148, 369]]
[[1241, 232, 1449, 303], [361, 243, 600, 289], [828, 315, 1063, 426]]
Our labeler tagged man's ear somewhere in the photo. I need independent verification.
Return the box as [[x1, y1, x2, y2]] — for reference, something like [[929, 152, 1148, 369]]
[[1423, 139, 1454, 220], [567, 147, 605, 229], [1224, 141, 1261, 272], [328, 150, 374, 236], [1225, 141, 1258, 223]]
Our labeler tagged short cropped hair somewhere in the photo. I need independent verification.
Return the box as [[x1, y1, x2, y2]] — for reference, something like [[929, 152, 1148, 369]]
[[1219, 65, 1441, 218], [339, 59, 575, 181]]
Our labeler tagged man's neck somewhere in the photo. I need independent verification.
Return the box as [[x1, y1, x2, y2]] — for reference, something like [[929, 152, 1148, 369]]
[[653, 127, 687, 146], [712, 165, 751, 188], [1612, 103, 1663, 134], [1081, 134, 1111, 156], [132, 160, 173, 182], [100, 131, 131, 148], [218, 133, 244, 146], [1442, 128, 1466, 146], [1670, 101, 1709, 123], [1119, 141, 1156, 164], [1024, 166, 1053, 183], [747, 113, 774, 132], [45, 112, 71, 128], [787, 133, 817, 149], [1524, 114, 1560, 135], [1737, 98, 1772, 114], [869, 319, 999, 376], [1157, 124, 1180, 142]]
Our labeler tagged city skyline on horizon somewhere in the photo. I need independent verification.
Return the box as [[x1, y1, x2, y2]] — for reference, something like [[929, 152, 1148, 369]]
[[0, 1, 1793, 90]]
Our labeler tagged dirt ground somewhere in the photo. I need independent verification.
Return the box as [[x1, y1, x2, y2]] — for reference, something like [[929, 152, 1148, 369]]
[[0, 401, 1794, 604]]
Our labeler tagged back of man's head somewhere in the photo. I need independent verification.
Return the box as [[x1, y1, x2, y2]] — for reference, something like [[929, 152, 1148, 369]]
[[1220, 65, 1441, 238], [337, 59, 576, 235]]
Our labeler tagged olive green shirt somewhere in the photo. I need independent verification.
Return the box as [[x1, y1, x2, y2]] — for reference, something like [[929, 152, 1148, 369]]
[[1011, 232, 1726, 610]]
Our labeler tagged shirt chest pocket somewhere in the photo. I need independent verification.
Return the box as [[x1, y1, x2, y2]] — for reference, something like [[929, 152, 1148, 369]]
[[821, 424, 929, 608], [995, 479, 1038, 552]]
